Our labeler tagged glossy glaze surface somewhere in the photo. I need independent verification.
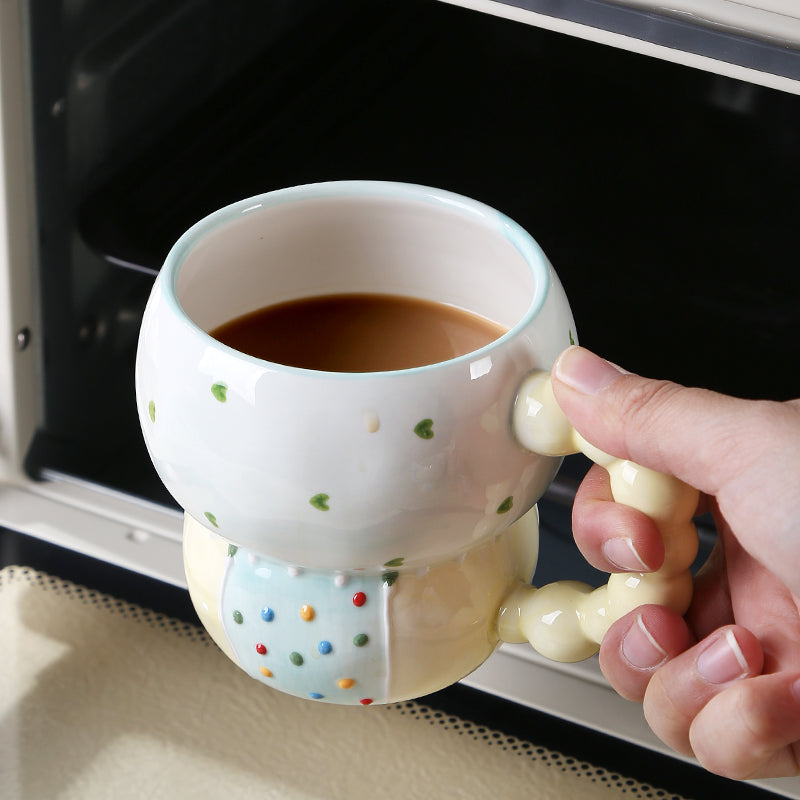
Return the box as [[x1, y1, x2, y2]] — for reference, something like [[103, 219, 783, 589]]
[[136, 182, 575, 568], [138, 181, 697, 704]]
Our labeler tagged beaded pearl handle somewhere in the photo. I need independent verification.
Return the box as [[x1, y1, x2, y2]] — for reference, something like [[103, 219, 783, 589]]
[[499, 371, 700, 662]]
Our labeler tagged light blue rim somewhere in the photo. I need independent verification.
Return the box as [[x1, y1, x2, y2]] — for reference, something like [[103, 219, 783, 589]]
[[160, 180, 551, 378]]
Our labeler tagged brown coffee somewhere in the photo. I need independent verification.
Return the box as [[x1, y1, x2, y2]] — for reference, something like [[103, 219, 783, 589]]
[[210, 293, 507, 372]]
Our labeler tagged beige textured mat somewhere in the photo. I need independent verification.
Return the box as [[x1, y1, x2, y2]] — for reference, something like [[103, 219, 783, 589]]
[[0, 566, 686, 799]]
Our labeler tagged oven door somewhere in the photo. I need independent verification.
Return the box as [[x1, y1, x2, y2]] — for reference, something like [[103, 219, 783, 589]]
[[1, 1, 800, 797]]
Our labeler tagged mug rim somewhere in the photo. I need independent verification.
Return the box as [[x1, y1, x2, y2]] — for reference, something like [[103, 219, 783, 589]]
[[159, 180, 552, 379]]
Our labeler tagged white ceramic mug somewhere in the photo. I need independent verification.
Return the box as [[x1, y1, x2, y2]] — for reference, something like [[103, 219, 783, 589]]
[[136, 182, 698, 706]]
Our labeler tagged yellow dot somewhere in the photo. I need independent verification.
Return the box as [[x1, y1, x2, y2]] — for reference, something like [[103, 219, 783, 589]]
[[300, 604, 315, 621], [363, 410, 380, 433], [337, 678, 355, 689], [260, 667, 273, 678]]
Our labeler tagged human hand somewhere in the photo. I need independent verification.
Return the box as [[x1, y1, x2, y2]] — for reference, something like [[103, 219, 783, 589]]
[[550, 346, 800, 780]]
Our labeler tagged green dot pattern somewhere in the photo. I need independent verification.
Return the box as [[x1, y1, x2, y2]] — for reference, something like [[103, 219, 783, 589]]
[[211, 382, 228, 402], [382, 571, 399, 587], [414, 419, 434, 439], [497, 496, 514, 514], [309, 493, 330, 511]]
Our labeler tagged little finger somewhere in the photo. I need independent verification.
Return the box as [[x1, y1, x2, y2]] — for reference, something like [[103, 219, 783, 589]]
[[689, 673, 800, 779], [642, 625, 764, 757]]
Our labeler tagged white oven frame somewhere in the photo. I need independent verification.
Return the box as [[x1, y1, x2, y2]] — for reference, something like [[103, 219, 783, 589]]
[[444, 0, 800, 95], [2, 1, 800, 796]]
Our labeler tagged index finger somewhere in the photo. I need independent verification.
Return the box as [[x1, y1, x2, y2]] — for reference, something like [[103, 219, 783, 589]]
[[551, 346, 753, 498], [572, 463, 664, 573]]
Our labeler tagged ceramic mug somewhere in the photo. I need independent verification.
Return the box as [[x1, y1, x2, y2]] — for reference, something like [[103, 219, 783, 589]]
[[136, 181, 698, 706]]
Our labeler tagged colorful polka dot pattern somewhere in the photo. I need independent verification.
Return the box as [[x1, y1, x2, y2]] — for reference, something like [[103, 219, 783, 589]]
[[219, 546, 389, 705]]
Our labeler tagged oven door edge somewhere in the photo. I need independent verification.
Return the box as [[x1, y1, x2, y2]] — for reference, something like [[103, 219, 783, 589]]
[[0, 0, 39, 490], [439, 0, 800, 95], [0, 0, 184, 587]]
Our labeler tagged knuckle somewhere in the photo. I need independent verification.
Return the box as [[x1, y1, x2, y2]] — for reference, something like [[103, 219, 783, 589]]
[[692, 683, 786, 780], [616, 380, 684, 433], [614, 380, 688, 459], [642, 670, 696, 756], [734, 686, 781, 753]]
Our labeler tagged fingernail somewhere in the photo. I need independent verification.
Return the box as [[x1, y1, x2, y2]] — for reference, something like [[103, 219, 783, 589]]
[[602, 537, 651, 572], [554, 346, 628, 395], [622, 614, 668, 670], [697, 629, 749, 684]]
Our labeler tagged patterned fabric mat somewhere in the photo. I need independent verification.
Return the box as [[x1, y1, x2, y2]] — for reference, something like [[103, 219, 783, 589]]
[[0, 566, 689, 799]]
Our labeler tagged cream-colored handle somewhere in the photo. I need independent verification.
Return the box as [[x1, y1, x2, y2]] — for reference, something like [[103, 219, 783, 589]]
[[498, 371, 699, 662]]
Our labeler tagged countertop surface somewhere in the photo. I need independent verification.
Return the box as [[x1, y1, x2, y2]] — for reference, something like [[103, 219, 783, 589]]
[[0, 528, 783, 800], [0, 563, 683, 800]]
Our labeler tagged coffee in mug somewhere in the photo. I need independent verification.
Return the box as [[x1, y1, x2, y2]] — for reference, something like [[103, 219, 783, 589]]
[[210, 293, 508, 372]]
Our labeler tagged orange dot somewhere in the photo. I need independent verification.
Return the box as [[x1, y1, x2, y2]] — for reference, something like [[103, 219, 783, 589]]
[[300, 604, 315, 621], [260, 667, 273, 678], [337, 678, 355, 689]]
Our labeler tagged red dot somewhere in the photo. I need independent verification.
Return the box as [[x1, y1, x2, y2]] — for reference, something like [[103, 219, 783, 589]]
[[255, 643, 267, 655], [352, 591, 367, 607], [360, 698, 373, 706]]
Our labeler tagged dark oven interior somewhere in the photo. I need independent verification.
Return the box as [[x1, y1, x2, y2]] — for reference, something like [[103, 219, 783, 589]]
[[22, 0, 800, 584]]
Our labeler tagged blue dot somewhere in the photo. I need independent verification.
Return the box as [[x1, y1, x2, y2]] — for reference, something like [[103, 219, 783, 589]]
[[261, 607, 275, 622], [318, 640, 333, 655], [309, 692, 324, 699]]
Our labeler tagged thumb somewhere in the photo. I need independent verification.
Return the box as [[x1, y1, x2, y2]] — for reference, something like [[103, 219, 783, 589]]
[[550, 347, 800, 593], [550, 346, 759, 497]]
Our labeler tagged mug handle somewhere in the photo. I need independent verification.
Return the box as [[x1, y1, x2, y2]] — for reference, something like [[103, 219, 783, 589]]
[[498, 370, 699, 662]]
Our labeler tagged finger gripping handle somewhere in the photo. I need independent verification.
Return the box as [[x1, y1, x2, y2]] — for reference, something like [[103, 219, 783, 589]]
[[501, 371, 699, 662]]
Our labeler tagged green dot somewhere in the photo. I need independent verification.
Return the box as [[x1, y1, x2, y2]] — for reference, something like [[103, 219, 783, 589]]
[[310, 493, 330, 511], [383, 557, 404, 568], [147, 400, 156, 423], [569, 330, 576, 346], [290, 651, 304, 666], [414, 419, 434, 439], [204, 511, 219, 527], [497, 496, 514, 514], [211, 382, 228, 402], [232, 610, 243, 625], [227, 544, 238, 557], [382, 571, 399, 587], [353, 633, 369, 647]]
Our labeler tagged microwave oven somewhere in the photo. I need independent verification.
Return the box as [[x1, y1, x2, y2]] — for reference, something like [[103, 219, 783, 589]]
[[1, 0, 799, 796]]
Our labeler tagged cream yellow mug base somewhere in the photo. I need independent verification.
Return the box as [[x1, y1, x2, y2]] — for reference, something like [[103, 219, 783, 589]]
[[183, 371, 699, 705], [183, 509, 541, 705]]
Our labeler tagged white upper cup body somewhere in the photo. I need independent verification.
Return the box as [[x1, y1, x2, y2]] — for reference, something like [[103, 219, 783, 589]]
[[135, 181, 576, 570]]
